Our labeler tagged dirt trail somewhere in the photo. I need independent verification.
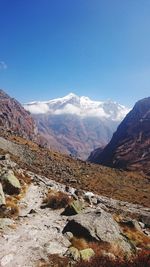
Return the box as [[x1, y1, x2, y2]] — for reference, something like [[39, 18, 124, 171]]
[[0, 179, 68, 267], [0, 171, 150, 267]]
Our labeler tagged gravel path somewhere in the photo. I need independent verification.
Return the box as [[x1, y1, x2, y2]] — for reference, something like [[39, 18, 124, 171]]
[[0, 182, 68, 267]]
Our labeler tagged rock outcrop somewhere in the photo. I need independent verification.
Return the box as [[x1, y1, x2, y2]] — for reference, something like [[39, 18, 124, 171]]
[[88, 97, 150, 175], [0, 152, 149, 266], [63, 209, 134, 255], [0, 171, 21, 195], [0, 89, 38, 141]]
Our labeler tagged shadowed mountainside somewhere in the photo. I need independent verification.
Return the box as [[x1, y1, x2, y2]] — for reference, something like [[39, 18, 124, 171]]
[[88, 97, 150, 176]]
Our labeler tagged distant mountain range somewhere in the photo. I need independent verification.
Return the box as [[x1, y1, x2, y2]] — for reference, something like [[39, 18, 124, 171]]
[[88, 97, 150, 176], [1, 89, 150, 176], [24, 93, 130, 159]]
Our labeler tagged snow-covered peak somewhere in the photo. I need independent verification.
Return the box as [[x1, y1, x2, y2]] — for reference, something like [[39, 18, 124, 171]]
[[23, 93, 130, 121], [48, 92, 79, 104]]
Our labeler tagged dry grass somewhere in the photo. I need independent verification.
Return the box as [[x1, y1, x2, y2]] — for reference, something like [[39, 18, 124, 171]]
[[14, 170, 32, 186], [37, 254, 69, 267], [75, 250, 150, 267], [0, 170, 32, 219], [70, 236, 89, 250], [1, 135, 150, 208], [42, 190, 71, 210], [69, 236, 124, 259], [120, 225, 150, 249], [0, 195, 19, 218], [0, 170, 28, 218], [8, 135, 39, 151], [114, 214, 150, 250]]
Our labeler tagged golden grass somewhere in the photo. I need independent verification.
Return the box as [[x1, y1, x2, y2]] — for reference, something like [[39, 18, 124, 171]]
[[69, 236, 124, 259], [42, 189, 71, 209], [75, 250, 150, 267], [37, 254, 69, 267], [70, 236, 89, 250], [1, 196, 20, 218], [120, 225, 150, 249]]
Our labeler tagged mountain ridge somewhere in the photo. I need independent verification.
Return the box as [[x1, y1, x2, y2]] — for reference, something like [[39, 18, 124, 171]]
[[0, 89, 38, 142], [88, 96, 150, 175], [23, 93, 130, 159], [24, 93, 130, 120]]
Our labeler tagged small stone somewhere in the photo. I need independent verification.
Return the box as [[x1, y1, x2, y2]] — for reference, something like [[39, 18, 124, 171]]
[[139, 222, 145, 229], [64, 231, 73, 241], [0, 183, 6, 206], [44, 241, 67, 255], [91, 197, 98, 205], [0, 218, 14, 229], [62, 200, 84, 216], [67, 247, 80, 261], [80, 248, 95, 261], [1, 254, 14, 266], [140, 215, 150, 227]]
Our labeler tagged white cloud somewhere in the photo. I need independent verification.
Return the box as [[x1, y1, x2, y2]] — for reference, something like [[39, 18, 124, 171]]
[[54, 104, 81, 115], [24, 102, 49, 114], [0, 61, 7, 70], [53, 104, 112, 118], [24, 94, 130, 120]]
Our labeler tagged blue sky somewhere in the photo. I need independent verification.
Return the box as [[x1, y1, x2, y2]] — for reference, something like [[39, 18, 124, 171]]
[[0, 0, 150, 107]]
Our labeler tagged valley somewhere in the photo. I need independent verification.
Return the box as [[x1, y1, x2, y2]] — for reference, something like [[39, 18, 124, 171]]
[[0, 90, 150, 267]]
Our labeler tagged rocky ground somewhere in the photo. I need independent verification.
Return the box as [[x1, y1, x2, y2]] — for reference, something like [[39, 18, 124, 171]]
[[0, 154, 150, 267], [0, 135, 150, 207]]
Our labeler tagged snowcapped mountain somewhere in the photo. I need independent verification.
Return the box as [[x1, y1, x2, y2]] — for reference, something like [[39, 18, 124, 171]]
[[24, 93, 129, 121], [23, 93, 130, 159]]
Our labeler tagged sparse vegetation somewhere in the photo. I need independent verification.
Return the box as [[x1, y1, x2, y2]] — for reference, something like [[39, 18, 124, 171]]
[[42, 189, 71, 209], [75, 251, 150, 267], [14, 170, 32, 186], [1, 134, 150, 208], [38, 254, 69, 267], [0, 195, 19, 218], [120, 224, 150, 249], [69, 236, 127, 259]]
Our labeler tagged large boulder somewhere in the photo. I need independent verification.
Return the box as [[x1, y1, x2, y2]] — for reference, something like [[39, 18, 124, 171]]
[[0, 171, 21, 195], [0, 183, 6, 206], [63, 209, 135, 255]]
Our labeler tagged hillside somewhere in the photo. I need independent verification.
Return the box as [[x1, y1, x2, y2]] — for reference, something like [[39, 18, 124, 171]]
[[0, 89, 38, 142], [0, 133, 150, 207], [88, 97, 150, 176], [0, 134, 150, 267], [0, 92, 150, 266]]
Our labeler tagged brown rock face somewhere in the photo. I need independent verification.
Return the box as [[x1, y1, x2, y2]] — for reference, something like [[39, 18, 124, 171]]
[[88, 97, 150, 175], [0, 89, 37, 141]]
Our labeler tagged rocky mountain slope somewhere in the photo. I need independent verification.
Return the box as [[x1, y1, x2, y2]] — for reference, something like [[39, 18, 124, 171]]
[[0, 91, 150, 266], [0, 89, 38, 142], [88, 97, 150, 175], [0, 142, 150, 267], [24, 93, 129, 159], [0, 134, 150, 207]]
